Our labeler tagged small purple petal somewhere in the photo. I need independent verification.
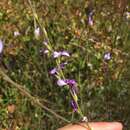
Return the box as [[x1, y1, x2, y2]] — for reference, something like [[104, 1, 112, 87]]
[[88, 16, 93, 26], [60, 62, 68, 69], [70, 100, 78, 112], [65, 79, 77, 87], [104, 52, 111, 60], [44, 49, 49, 54], [49, 68, 57, 75], [0, 40, 3, 53], [65, 79, 78, 93], [53, 51, 61, 58], [57, 79, 67, 86], [53, 51, 70, 58], [50, 62, 67, 76], [61, 51, 70, 57], [88, 11, 94, 26]]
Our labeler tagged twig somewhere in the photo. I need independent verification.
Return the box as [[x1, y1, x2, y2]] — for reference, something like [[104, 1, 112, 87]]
[[0, 68, 70, 123]]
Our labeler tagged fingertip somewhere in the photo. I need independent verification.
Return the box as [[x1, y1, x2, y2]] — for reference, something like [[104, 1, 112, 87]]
[[89, 122, 123, 130], [112, 122, 123, 130], [58, 122, 123, 130]]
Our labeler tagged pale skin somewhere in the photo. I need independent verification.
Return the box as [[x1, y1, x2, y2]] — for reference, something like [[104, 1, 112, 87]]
[[58, 122, 123, 130]]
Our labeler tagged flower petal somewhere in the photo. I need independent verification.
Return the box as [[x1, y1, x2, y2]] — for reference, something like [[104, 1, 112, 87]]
[[88, 16, 94, 26], [88, 11, 94, 26], [0, 40, 3, 54], [61, 51, 70, 57], [60, 62, 68, 69], [104, 52, 111, 60], [57, 79, 67, 86], [49, 68, 57, 75], [70, 100, 78, 112], [53, 51, 61, 58], [65, 79, 77, 86]]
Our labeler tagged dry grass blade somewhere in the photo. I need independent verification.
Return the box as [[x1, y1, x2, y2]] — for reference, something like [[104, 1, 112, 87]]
[[0, 68, 70, 124]]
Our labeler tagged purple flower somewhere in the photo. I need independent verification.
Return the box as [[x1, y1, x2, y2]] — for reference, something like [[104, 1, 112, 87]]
[[61, 51, 70, 57], [57, 78, 78, 94], [53, 51, 70, 58], [65, 79, 78, 93], [0, 40, 3, 54], [60, 62, 68, 69], [49, 68, 57, 75], [53, 51, 61, 58], [70, 100, 78, 112], [88, 16, 93, 26], [57, 79, 67, 86], [88, 12, 94, 26], [50, 62, 67, 75], [57, 79, 77, 87], [104, 52, 111, 60], [49, 62, 67, 75], [65, 79, 77, 87]]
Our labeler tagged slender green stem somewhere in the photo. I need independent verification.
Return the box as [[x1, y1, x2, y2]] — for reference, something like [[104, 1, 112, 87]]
[[27, 0, 92, 129]]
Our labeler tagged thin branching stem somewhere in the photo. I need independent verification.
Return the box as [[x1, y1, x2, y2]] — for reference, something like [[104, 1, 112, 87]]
[[0, 68, 71, 123]]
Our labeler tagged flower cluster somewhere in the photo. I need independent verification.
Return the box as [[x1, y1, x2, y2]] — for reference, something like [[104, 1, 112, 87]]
[[56, 79, 78, 112], [42, 39, 79, 112]]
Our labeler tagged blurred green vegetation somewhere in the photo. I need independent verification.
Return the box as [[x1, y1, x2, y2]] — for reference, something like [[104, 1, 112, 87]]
[[0, 0, 130, 130]]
